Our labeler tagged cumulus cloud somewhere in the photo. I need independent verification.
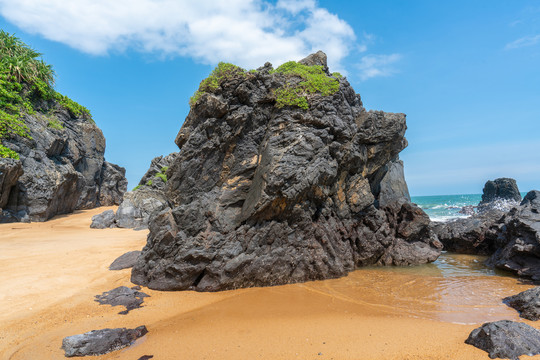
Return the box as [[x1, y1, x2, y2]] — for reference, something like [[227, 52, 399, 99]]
[[356, 54, 401, 80], [505, 34, 540, 50], [0, 0, 357, 70]]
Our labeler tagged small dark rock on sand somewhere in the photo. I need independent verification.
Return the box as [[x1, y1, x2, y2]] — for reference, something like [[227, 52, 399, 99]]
[[61, 325, 148, 357], [94, 286, 149, 315], [504, 287, 540, 321], [109, 251, 141, 270], [465, 320, 540, 360]]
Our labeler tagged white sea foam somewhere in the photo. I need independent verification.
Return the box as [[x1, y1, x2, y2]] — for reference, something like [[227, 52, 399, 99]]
[[429, 214, 470, 223]]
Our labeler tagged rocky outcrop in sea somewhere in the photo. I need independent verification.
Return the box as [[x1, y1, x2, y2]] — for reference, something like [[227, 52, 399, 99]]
[[433, 179, 540, 283], [0, 106, 127, 222], [129, 51, 442, 291]]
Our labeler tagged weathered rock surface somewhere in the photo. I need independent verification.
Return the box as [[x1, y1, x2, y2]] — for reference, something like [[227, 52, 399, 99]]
[[130, 52, 442, 292], [114, 188, 170, 229], [109, 251, 142, 270], [94, 286, 149, 315], [0, 107, 126, 222], [433, 178, 521, 255], [0, 158, 23, 209], [465, 320, 540, 360], [432, 208, 504, 255], [504, 287, 540, 321], [479, 178, 522, 212], [90, 209, 116, 229], [61, 326, 148, 357], [138, 152, 178, 190], [90, 153, 177, 230], [434, 181, 540, 283], [488, 191, 540, 282]]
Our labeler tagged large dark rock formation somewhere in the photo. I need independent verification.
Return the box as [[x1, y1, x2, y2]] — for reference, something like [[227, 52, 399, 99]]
[[130, 52, 442, 291], [0, 107, 126, 222], [465, 320, 540, 360], [504, 287, 540, 321], [61, 326, 148, 357]]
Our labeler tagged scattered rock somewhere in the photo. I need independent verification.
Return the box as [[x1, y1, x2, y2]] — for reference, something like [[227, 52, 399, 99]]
[[138, 356, 154, 360], [90, 209, 116, 229], [61, 326, 148, 357], [131, 52, 441, 291], [0, 107, 126, 222], [504, 287, 540, 321], [465, 320, 540, 360], [94, 286, 149, 315], [109, 251, 142, 270]]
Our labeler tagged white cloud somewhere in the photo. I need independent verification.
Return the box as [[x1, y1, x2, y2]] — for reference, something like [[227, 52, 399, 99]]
[[0, 0, 356, 70], [505, 34, 540, 50], [356, 53, 401, 80]]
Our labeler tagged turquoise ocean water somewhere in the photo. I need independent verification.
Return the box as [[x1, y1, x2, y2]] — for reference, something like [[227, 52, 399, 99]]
[[411, 194, 482, 222], [411, 193, 527, 222]]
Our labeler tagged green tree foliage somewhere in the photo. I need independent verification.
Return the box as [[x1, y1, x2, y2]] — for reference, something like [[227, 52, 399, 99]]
[[0, 31, 91, 159]]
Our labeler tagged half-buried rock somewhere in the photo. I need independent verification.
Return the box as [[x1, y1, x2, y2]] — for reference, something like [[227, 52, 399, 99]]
[[465, 320, 540, 360], [131, 51, 442, 291], [61, 326, 148, 357], [504, 287, 540, 321]]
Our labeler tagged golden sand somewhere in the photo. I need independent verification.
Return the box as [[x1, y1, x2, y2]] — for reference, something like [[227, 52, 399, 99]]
[[1, 207, 539, 360]]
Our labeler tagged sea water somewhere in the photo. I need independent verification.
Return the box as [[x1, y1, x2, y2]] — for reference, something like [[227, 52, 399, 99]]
[[411, 194, 482, 222], [412, 193, 527, 222]]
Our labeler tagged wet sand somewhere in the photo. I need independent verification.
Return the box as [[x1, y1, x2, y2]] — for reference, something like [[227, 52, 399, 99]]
[[1, 207, 539, 359]]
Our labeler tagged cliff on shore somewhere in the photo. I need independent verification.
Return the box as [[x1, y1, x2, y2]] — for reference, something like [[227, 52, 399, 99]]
[[130, 51, 442, 291], [0, 31, 126, 222]]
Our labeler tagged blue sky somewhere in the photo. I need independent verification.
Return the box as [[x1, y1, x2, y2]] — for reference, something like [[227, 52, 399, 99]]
[[1, 0, 539, 196]]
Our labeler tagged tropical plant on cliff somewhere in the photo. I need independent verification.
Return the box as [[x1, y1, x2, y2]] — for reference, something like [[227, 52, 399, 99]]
[[0, 30, 91, 159]]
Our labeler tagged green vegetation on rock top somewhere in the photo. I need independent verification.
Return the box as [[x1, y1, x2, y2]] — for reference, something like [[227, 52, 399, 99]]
[[270, 61, 341, 110], [0, 30, 92, 159], [190, 62, 246, 106], [189, 59, 341, 112]]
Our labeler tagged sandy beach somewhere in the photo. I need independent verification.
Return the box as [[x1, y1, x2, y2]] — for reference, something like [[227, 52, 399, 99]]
[[1, 207, 539, 360]]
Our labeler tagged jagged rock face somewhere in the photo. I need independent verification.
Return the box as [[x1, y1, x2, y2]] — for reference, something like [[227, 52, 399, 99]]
[[432, 209, 505, 255], [504, 287, 540, 321], [0, 158, 23, 209], [465, 320, 540, 360], [138, 152, 178, 190], [479, 177, 521, 212], [488, 190, 540, 282], [0, 108, 126, 222], [90, 153, 178, 230], [433, 178, 521, 255], [131, 53, 441, 291], [115, 188, 170, 229]]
